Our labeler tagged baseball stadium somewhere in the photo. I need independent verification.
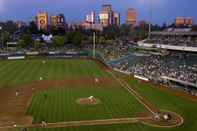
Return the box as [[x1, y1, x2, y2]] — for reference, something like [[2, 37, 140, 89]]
[[0, 52, 196, 131], [1, 1, 197, 131]]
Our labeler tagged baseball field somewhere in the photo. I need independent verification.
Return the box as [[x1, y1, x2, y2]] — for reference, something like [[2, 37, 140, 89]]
[[0, 58, 196, 131]]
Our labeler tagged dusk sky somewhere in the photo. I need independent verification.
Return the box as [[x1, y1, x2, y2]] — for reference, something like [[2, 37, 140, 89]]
[[0, 0, 196, 25]]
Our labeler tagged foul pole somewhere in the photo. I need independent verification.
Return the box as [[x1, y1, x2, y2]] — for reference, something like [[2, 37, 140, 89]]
[[93, 32, 96, 58]]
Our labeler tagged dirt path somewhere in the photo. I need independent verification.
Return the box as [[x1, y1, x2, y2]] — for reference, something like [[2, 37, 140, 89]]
[[0, 117, 152, 129]]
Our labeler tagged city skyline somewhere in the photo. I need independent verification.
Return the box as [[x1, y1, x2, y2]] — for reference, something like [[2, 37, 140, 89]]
[[0, 0, 197, 25]]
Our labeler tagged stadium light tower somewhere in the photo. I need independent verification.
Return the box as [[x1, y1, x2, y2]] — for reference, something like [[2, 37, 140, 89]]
[[148, 0, 153, 38]]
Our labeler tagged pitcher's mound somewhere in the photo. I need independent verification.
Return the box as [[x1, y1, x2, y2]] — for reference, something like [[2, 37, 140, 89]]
[[76, 96, 101, 105]]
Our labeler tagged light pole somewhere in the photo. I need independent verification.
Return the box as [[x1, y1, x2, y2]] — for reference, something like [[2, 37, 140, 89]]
[[93, 32, 96, 58], [0, 26, 2, 49], [148, 0, 153, 38]]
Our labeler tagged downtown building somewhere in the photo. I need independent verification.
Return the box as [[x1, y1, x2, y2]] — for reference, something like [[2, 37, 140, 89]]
[[85, 11, 96, 24], [81, 11, 103, 31], [15, 21, 26, 29], [113, 12, 120, 26], [99, 4, 120, 27], [50, 14, 66, 29], [36, 11, 49, 30], [175, 17, 193, 27], [126, 8, 137, 28], [139, 20, 146, 30]]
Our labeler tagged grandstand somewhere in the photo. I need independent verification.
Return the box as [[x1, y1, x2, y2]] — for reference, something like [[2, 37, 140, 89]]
[[111, 51, 197, 97], [138, 30, 197, 52]]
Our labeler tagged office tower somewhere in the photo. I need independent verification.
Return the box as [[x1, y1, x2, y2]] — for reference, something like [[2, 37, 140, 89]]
[[126, 8, 137, 28], [36, 11, 49, 30]]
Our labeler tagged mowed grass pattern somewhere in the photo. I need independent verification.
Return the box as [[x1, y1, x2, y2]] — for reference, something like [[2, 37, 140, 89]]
[[26, 77, 197, 131], [0, 59, 109, 88], [24, 59, 145, 123], [0, 59, 145, 124], [27, 87, 145, 123], [2, 59, 197, 131]]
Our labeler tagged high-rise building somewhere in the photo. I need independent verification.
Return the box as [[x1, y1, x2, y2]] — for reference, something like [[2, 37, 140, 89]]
[[99, 4, 120, 27], [139, 20, 146, 30], [15, 21, 26, 29], [126, 8, 137, 28], [50, 14, 65, 28], [51, 15, 58, 27], [36, 12, 49, 30], [175, 17, 193, 27], [99, 4, 113, 27], [184, 18, 193, 26], [113, 12, 120, 26], [102, 4, 112, 12], [85, 11, 96, 24], [81, 22, 103, 31]]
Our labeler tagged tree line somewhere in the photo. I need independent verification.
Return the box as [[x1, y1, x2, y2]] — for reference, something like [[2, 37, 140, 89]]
[[1, 20, 196, 49]]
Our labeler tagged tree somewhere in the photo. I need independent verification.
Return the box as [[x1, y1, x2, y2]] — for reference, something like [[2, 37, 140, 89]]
[[0, 31, 10, 49], [34, 41, 45, 49], [72, 31, 84, 47], [66, 30, 85, 47], [1, 31, 10, 44], [120, 24, 132, 37], [17, 39, 26, 48], [98, 36, 106, 44], [103, 25, 120, 39], [18, 34, 32, 48], [50, 26, 58, 35], [28, 21, 39, 34], [52, 36, 65, 47], [66, 31, 74, 44]]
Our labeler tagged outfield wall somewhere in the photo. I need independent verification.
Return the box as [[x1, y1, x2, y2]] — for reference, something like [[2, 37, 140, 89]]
[[134, 75, 149, 81], [26, 51, 39, 55], [8, 56, 25, 60]]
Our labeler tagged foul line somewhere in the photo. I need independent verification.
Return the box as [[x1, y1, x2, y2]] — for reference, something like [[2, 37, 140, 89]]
[[106, 70, 157, 115]]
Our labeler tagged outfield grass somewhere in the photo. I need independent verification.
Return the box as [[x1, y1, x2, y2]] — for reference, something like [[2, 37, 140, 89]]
[[0, 59, 109, 88]]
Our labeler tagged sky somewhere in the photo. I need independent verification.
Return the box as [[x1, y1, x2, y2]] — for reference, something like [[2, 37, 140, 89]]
[[0, 0, 196, 25]]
